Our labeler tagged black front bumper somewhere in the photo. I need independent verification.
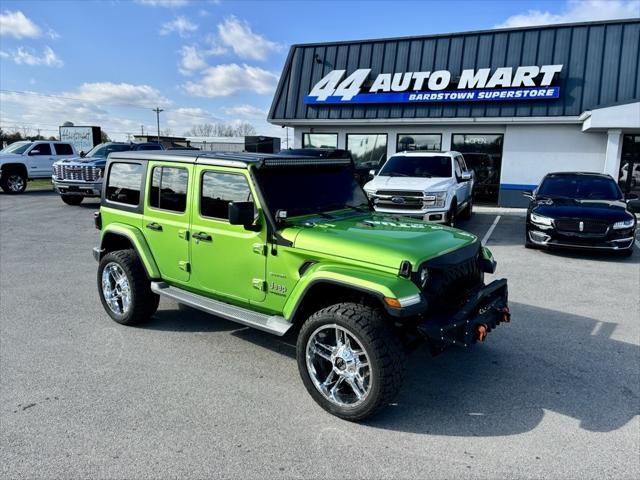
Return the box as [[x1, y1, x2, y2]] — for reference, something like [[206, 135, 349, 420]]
[[418, 279, 509, 348]]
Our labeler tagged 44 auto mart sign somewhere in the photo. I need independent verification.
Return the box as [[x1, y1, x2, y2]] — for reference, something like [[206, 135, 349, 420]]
[[304, 65, 562, 105]]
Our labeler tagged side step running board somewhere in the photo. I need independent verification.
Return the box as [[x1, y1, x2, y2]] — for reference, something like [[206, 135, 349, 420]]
[[150, 282, 292, 337]]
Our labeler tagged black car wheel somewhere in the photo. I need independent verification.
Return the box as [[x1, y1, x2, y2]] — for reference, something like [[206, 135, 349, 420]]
[[447, 200, 457, 227]]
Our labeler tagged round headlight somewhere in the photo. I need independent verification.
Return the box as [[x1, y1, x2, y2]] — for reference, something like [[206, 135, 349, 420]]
[[418, 266, 429, 289]]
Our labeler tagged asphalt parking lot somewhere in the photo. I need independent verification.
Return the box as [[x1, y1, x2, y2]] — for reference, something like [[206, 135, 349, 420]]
[[1, 191, 639, 479]]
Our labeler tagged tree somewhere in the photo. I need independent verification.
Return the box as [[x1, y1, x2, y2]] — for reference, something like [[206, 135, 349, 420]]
[[101, 131, 111, 143], [184, 121, 257, 138], [0, 128, 24, 146]]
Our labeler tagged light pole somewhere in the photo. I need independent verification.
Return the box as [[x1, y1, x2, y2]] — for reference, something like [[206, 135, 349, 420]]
[[152, 107, 163, 144]]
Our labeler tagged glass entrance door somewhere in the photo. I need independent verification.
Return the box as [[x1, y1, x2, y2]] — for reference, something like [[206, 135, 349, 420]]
[[451, 134, 504, 204], [618, 134, 640, 199]]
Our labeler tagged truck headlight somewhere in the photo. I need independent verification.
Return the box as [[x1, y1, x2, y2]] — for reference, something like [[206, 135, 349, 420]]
[[612, 218, 634, 229], [423, 191, 446, 208], [530, 212, 553, 227]]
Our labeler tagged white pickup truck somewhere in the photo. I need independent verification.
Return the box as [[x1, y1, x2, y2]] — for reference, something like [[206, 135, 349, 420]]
[[0, 140, 77, 193], [363, 151, 474, 226]]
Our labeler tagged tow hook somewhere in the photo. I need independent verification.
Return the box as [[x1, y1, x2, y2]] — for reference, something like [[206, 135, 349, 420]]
[[498, 306, 511, 323], [476, 324, 488, 342]]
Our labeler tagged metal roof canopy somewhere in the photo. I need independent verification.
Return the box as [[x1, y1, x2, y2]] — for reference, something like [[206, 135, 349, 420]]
[[269, 18, 640, 122]]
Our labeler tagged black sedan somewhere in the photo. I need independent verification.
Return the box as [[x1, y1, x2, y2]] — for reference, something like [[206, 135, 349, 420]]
[[524, 172, 639, 256]]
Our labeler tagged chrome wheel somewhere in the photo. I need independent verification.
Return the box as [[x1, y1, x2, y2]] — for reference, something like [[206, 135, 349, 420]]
[[101, 262, 132, 315], [306, 324, 372, 408], [7, 174, 25, 192]]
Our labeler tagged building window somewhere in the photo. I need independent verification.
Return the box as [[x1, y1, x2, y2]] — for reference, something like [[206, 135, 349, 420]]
[[200, 171, 253, 220], [302, 133, 338, 148], [106, 162, 143, 206], [396, 134, 441, 152], [149, 166, 189, 213], [346, 134, 388, 169], [451, 134, 504, 204]]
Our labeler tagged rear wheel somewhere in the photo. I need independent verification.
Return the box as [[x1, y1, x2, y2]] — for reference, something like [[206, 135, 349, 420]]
[[1, 170, 27, 194], [60, 195, 83, 205], [97, 249, 159, 325], [296, 302, 405, 421]]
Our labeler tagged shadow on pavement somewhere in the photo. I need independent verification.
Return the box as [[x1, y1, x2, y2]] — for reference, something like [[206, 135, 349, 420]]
[[141, 299, 639, 435]]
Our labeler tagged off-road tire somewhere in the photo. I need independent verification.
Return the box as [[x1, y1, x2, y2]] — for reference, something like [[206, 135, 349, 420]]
[[296, 302, 406, 421], [0, 169, 27, 194], [97, 249, 159, 325], [61, 195, 83, 205]]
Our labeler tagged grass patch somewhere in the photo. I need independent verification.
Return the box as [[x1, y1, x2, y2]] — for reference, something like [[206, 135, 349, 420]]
[[28, 179, 54, 191]]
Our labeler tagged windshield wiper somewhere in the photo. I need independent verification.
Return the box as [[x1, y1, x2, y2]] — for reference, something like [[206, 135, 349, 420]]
[[385, 172, 409, 177]]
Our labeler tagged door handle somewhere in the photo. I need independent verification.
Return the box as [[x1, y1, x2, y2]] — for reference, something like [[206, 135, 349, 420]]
[[146, 222, 163, 231], [192, 232, 212, 241]]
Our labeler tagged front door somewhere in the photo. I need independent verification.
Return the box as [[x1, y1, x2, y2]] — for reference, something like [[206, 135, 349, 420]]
[[27, 143, 54, 178], [190, 166, 266, 304], [142, 161, 192, 284]]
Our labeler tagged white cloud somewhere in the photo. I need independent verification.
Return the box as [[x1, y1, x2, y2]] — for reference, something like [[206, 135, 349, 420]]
[[160, 16, 198, 37], [222, 104, 267, 119], [496, 0, 640, 28], [72, 82, 170, 108], [135, 0, 190, 7], [5, 46, 63, 67], [217, 16, 283, 61], [181, 63, 279, 97], [165, 107, 221, 130], [0, 50, 9, 58], [0, 10, 41, 38], [178, 45, 208, 74]]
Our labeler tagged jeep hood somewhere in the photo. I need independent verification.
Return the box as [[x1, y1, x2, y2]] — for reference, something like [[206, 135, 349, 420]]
[[365, 175, 452, 192], [284, 213, 478, 269]]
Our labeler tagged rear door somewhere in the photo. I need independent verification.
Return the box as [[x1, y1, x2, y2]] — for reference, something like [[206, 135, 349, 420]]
[[142, 161, 193, 284], [189, 165, 267, 303]]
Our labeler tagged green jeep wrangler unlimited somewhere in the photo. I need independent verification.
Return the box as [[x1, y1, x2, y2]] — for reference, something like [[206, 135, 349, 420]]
[[93, 150, 510, 421]]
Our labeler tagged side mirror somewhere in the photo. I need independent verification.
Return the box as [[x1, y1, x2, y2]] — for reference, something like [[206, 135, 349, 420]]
[[522, 191, 534, 200], [228, 202, 257, 229], [80, 151, 86, 158], [627, 199, 640, 214], [461, 171, 472, 182], [29, 149, 41, 156], [368, 169, 377, 179]]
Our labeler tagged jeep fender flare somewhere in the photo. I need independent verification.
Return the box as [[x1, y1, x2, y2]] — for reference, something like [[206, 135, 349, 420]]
[[99, 224, 161, 279], [283, 263, 424, 321]]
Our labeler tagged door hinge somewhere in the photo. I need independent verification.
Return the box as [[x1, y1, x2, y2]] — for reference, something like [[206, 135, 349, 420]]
[[252, 243, 267, 256], [252, 278, 266, 291], [178, 261, 190, 272]]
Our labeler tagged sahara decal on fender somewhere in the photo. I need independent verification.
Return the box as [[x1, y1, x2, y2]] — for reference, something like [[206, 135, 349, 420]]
[[305, 65, 563, 105]]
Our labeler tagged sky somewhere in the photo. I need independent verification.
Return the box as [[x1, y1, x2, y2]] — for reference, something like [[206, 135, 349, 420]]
[[0, 0, 638, 142]]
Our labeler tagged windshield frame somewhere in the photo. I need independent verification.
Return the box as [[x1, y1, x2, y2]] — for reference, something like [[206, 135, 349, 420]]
[[378, 154, 453, 178], [537, 174, 623, 201]]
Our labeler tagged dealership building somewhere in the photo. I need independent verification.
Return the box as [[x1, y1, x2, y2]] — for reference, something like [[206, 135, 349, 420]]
[[268, 19, 640, 206]]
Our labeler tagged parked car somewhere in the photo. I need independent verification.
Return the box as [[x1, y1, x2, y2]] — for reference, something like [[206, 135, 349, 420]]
[[524, 172, 639, 256], [363, 151, 474, 226], [93, 150, 509, 421], [52, 142, 164, 205], [0, 140, 77, 193]]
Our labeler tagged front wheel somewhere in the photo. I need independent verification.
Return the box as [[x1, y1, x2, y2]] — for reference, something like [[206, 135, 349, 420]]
[[60, 195, 83, 205], [97, 249, 159, 325], [0, 171, 27, 194], [460, 197, 473, 220], [447, 200, 457, 227], [296, 303, 405, 421]]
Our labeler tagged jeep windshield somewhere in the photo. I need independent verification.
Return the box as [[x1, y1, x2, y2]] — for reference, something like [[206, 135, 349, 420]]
[[1, 141, 31, 155], [255, 165, 370, 218], [379, 155, 452, 178]]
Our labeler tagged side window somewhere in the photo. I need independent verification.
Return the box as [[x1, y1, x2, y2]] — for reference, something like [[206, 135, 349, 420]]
[[149, 166, 188, 213], [454, 157, 463, 178], [54, 143, 73, 155], [200, 171, 252, 220], [30, 143, 52, 155], [106, 162, 143, 205]]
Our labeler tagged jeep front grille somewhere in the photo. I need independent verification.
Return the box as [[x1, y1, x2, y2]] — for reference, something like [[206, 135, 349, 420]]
[[53, 164, 101, 182]]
